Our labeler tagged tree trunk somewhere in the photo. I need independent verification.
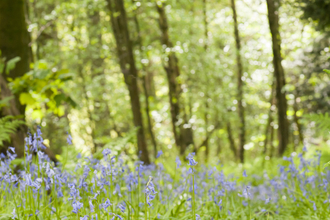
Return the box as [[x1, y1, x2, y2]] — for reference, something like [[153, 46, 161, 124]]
[[263, 78, 275, 155], [106, 0, 150, 164], [293, 95, 304, 145], [266, 0, 289, 156], [156, 2, 193, 155], [0, 0, 30, 157], [226, 121, 237, 160], [231, 0, 245, 163], [131, 1, 158, 158], [202, 0, 210, 160], [269, 122, 275, 158]]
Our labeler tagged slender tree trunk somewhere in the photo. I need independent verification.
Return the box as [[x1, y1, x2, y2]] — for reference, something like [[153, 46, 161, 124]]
[[293, 95, 304, 145], [231, 0, 245, 163], [263, 78, 276, 155], [132, 1, 158, 157], [106, 0, 150, 163], [216, 134, 222, 156], [226, 121, 237, 160], [0, 0, 30, 157], [202, 0, 210, 160], [269, 123, 275, 158], [203, 0, 208, 51], [156, 2, 193, 155], [266, 0, 289, 156]]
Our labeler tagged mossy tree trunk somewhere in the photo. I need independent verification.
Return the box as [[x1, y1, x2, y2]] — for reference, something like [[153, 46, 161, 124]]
[[0, 0, 30, 157]]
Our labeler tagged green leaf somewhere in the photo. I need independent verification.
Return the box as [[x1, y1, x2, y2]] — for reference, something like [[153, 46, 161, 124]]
[[324, 161, 330, 170], [19, 92, 36, 105], [0, 96, 14, 109], [5, 57, 21, 74], [34, 69, 51, 80], [324, 69, 330, 74], [54, 94, 66, 107]]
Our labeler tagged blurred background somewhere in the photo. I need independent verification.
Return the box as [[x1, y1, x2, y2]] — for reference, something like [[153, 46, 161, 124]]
[[0, 0, 329, 165]]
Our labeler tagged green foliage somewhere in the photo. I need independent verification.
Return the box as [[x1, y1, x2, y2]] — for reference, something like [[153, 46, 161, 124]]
[[0, 52, 25, 148], [0, 115, 24, 147], [10, 60, 77, 119], [298, 0, 330, 31], [305, 112, 330, 132], [5, 57, 21, 74]]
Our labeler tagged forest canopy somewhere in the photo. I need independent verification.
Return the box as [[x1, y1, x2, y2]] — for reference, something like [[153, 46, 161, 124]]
[[0, 0, 330, 163]]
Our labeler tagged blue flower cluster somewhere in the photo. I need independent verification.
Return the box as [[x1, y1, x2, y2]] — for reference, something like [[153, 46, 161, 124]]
[[0, 128, 328, 219]]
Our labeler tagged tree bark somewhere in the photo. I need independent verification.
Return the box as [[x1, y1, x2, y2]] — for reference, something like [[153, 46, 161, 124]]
[[202, 0, 210, 160], [131, 0, 158, 158], [263, 78, 276, 155], [156, 2, 193, 155], [293, 95, 304, 145], [226, 121, 237, 160], [0, 0, 30, 157], [266, 0, 289, 156], [231, 0, 245, 163], [106, 0, 150, 163]]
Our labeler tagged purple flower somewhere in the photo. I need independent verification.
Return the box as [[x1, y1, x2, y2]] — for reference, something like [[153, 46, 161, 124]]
[[72, 201, 83, 214], [67, 133, 73, 145], [102, 149, 111, 158], [243, 170, 247, 177], [187, 153, 198, 166], [156, 150, 163, 159], [175, 156, 181, 168]]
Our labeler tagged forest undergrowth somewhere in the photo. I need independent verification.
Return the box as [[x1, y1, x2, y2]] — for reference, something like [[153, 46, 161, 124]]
[[1, 127, 330, 220]]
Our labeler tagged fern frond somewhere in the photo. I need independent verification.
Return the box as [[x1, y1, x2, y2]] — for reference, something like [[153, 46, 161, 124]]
[[0, 116, 25, 146], [305, 113, 330, 132]]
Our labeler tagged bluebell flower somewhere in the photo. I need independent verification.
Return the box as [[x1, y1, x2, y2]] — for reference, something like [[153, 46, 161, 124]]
[[89, 200, 95, 212], [8, 147, 15, 153], [102, 198, 112, 210], [102, 149, 111, 158], [11, 208, 17, 219], [196, 214, 201, 220], [145, 176, 157, 206], [67, 133, 73, 145], [156, 150, 163, 159], [303, 145, 307, 152], [187, 153, 198, 166], [243, 170, 247, 177], [117, 202, 126, 213], [113, 183, 122, 197], [175, 156, 181, 168], [72, 201, 83, 213]]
